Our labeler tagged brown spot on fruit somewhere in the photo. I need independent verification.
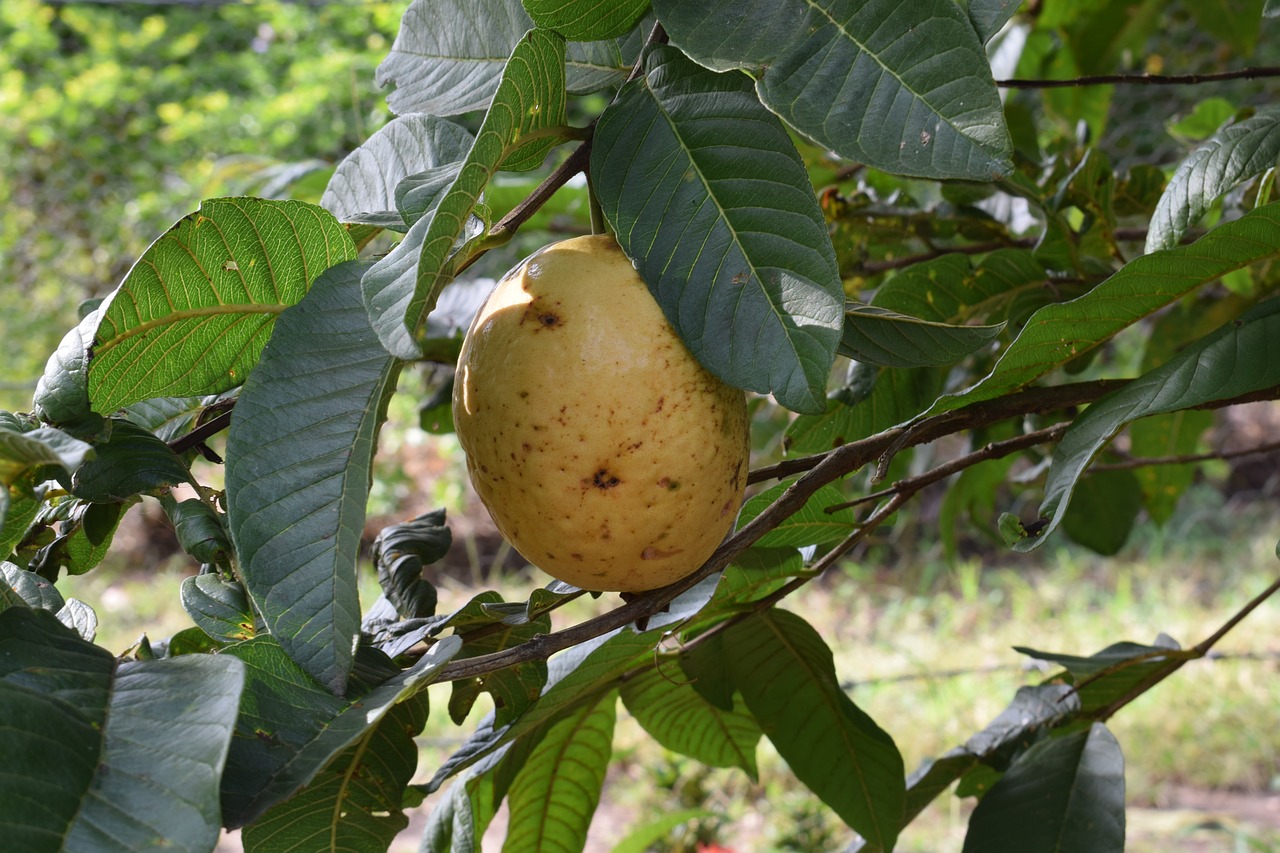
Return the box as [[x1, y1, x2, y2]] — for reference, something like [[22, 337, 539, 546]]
[[657, 477, 680, 491], [589, 469, 620, 489], [641, 546, 681, 560]]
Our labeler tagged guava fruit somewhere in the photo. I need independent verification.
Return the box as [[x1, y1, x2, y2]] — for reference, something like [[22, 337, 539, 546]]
[[452, 235, 750, 592]]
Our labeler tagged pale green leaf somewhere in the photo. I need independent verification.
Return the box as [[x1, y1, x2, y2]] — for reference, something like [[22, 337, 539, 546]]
[[592, 45, 844, 414], [226, 261, 398, 694], [1147, 108, 1280, 253], [735, 482, 856, 549], [321, 115, 474, 226], [363, 29, 567, 360], [523, 0, 648, 39], [0, 426, 93, 487], [500, 690, 617, 853], [88, 198, 357, 413]]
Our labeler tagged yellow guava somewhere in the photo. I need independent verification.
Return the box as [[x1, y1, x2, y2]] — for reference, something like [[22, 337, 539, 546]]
[[452, 235, 750, 592]]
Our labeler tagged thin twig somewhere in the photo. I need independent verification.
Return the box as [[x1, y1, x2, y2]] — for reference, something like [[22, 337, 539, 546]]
[[1091, 437, 1280, 472], [998, 66, 1280, 89]]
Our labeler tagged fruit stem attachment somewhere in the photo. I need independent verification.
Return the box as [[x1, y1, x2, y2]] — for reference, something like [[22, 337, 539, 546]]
[[586, 167, 608, 236]]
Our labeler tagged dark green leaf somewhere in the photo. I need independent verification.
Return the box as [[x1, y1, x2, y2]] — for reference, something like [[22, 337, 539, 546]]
[[1027, 297, 1280, 550], [725, 609, 904, 849], [736, 482, 856, 548], [523, 0, 648, 39], [959, 0, 1021, 43], [500, 689, 617, 852], [321, 114, 474, 225], [33, 311, 100, 430], [1060, 468, 1142, 556], [0, 426, 93, 488], [654, 0, 1011, 180], [592, 45, 843, 414], [1014, 638, 1182, 714], [371, 509, 450, 620], [122, 394, 223, 443], [622, 665, 761, 778], [181, 573, 256, 643], [226, 260, 398, 694], [1147, 107, 1280, 253], [1188, 0, 1264, 56], [0, 609, 244, 853], [839, 305, 1003, 368], [364, 29, 567, 360], [923, 203, 1280, 419], [963, 683, 1081, 767], [963, 724, 1125, 853], [88, 198, 357, 413], [849, 750, 982, 853], [70, 418, 192, 501], [0, 562, 66, 612], [165, 497, 233, 564]]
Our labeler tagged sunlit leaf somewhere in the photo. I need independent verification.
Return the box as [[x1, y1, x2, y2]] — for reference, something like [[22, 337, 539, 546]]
[[88, 198, 357, 413]]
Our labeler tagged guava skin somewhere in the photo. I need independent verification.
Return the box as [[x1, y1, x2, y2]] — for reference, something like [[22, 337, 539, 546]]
[[453, 235, 750, 592]]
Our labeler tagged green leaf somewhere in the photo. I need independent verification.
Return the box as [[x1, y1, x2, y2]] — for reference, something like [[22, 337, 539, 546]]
[[32, 311, 100, 429], [725, 609, 905, 849], [735, 481, 857, 548], [88, 198, 357, 413], [0, 609, 244, 853], [181, 573, 255, 643], [1014, 637, 1182, 714], [1188, 0, 1264, 56], [922, 202, 1280, 419], [240, 639, 459, 852], [164, 497, 233, 564], [1060, 468, 1142, 556], [839, 305, 1003, 368], [653, 0, 1011, 181], [1129, 410, 1213, 524], [0, 426, 93, 487], [1025, 297, 1280, 550], [523, 0, 648, 39], [1146, 108, 1280, 253], [56, 598, 97, 642], [122, 394, 223, 443], [706, 547, 803, 612], [962, 724, 1125, 853], [370, 509, 449, 620], [226, 260, 399, 694], [70, 418, 192, 502], [963, 684, 1081, 767], [363, 29, 567, 360], [958, 0, 1021, 43], [612, 809, 717, 853], [0, 562, 66, 612], [321, 114, 474, 226], [785, 365, 944, 454], [500, 689, 617, 852], [621, 665, 761, 778], [592, 45, 844, 414]]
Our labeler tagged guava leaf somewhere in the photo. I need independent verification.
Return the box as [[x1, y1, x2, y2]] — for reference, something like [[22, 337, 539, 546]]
[[840, 305, 1003, 368], [500, 690, 617, 852], [321, 114, 474, 226], [236, 638, 459, 844], [378, 0, 630, 116], [1060, 467, 1143, 555], [181, 574, 255, 643], [592, 45, 844, 414], [621, 666, 761, 778], [0, 609, 243, 853], [88, 198, 357, 413], [962, 724, 1125, 853], [725, 609, 904, 850], [1015, 637, 1182, 714], [1023, 296, 1280, 550], [963, 683, 1081, 764], [960, 0, 1022, 43], [123, 394, 225, 443], [70, 418, 192, 502], [0, 562, 66, 612], [1188, 0, 1265, 57], [921, 201, 1280, 419], [33, 311, 99, 429], [363, 29, 567, 360], [735, 482, 857, 548], [1147, 107, 1280, 253], [226, 261, 399, 694], [652, 0, 1012, 181], [1130, 409, 1213, 524], [522, 0, 648, 39], [0, 426, 93, 488]]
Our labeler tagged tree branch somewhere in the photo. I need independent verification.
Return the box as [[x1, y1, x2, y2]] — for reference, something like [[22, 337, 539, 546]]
[[998, 66, 1280, 89]]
